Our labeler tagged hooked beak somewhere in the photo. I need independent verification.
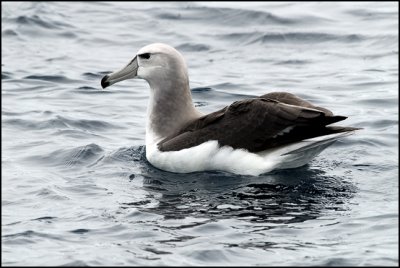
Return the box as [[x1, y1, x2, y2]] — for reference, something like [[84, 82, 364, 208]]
[[101, 56, 138, 89]]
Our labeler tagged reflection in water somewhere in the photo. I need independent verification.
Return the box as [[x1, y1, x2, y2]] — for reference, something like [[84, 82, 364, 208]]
[[126, 146, 356, 225]]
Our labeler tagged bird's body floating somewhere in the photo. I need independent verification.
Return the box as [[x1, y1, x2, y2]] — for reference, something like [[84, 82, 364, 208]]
[[101, 43, 359, 175]]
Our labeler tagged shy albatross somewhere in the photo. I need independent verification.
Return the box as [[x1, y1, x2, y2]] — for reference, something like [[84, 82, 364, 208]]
[[101, 43, 359, 175]]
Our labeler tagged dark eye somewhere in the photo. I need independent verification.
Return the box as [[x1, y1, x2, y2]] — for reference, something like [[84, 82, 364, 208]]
[[139, 53, 151, 60]]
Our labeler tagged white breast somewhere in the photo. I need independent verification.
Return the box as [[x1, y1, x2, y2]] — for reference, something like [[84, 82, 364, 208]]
[[145, 130, 353, 176], [146, 139, 274, 176]]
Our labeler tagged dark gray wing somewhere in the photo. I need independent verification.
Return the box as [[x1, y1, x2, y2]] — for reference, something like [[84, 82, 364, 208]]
[[158, 98, 354, 152], [260, 92, 333, 116]]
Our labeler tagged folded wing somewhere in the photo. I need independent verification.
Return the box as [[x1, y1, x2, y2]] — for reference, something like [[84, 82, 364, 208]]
[[158, 94, 358, 152]]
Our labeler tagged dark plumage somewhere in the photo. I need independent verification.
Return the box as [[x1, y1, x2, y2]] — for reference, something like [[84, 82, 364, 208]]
[[158, 92, 359, 152]]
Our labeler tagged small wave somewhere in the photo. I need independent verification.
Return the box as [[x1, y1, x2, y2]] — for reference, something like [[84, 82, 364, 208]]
[[356, 97, 398, 106], [4, 118, 68, 130], [353, 119, 397, 131], [363, 68, 386, 73], [61, 261, 89, 266], [191, 85, 257, 103], [4, 115, 119, 132], [60, 116, 121, 131], [75, 88, 113, 95], [194, 101, 208, 107], [24, 74, 77, 83], [77, 86, 97, 90], [31, 187, 70, 200], [215, 32, 261, 43], [2, 29, 18, 37], [176, 43, 211, 52], [111, 146, 146, 162], [212, 7, 298, 25], [274, 59, 311, 65], [348, 137, 390, 148], [26, 143, 104, 168], [3, 230, 38, 239], [3, 230, 63, 241], [82, 72, 106, 79], [51, 129, 105, 140], [156, 12, 182, 20], [59, 31, 77, 38], [219, 32, 365, 45], [31, 216, 57, 222], [69, 229, 90, 234], [16, 15, 57, 29], [45, 56, 68, 62], [144, 247, 172, 255], [155, 6, 299, 26], [205, 83, 257, 96], [93, 146, 146, 166], [191, 87, 212, 92], [207, 82, 240, 89], [345, 8, 398, 20], [2, 72, 13, 79], [13, 14, 73, 30], [2, 110, 51, 116], [98, 71, 111, 75], [5, 13, 77, 40], [258, 32, 364, 44], [362, 51, 398, 60]]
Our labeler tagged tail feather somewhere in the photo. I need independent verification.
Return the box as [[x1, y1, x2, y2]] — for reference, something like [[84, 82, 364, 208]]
[[284, 130, 355, 155], [324, 115, 347, 125], [259, 129, 359, 170], [326, 125, 362, 132]]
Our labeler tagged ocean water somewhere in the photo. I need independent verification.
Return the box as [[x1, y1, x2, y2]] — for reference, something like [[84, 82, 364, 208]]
[[1, 1, 398, 266]]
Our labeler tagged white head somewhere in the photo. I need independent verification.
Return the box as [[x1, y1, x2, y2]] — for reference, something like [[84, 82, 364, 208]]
[[101, 43, 189, 91]]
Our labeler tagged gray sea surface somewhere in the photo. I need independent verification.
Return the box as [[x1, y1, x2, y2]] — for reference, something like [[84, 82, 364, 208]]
[[2, 1, 398, 266]]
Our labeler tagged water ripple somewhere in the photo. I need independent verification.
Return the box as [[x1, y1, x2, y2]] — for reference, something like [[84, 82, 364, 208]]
[[155, 6, 306, 26], [24, 143, 104, 168], [4, 115, 121, 132], [215, 31, 367, 45], [24, 75, 77, 83], [11, 14, 73, 30]]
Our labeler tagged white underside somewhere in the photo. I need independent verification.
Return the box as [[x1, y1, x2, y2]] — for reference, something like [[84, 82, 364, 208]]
[[145, 131, 355, 176]]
